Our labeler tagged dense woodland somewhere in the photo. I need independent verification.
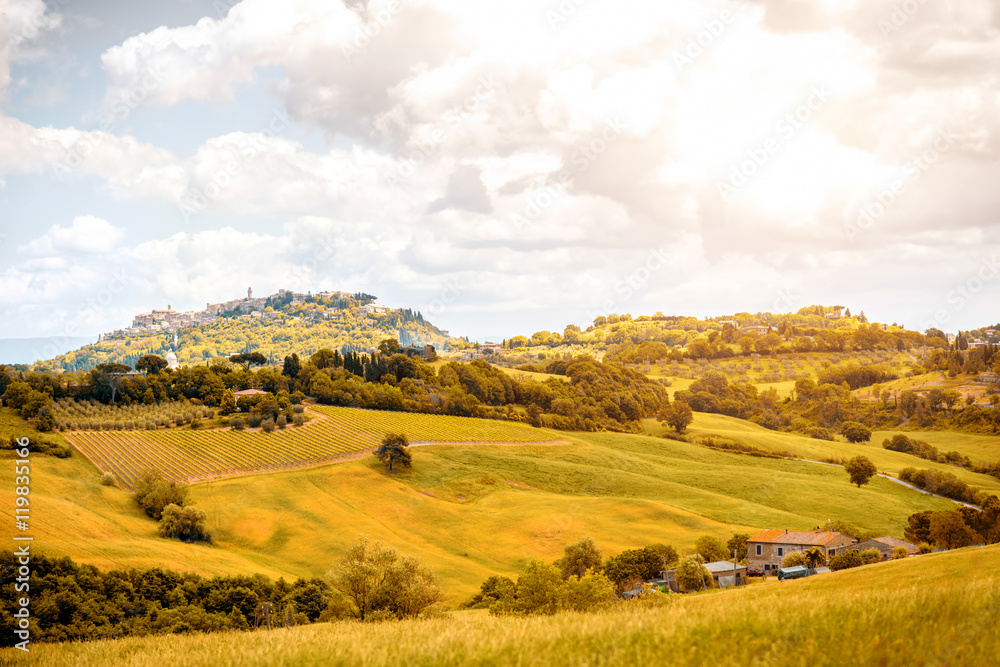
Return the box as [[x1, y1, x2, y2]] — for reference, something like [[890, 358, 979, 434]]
[[1, 341, 670, 434], [0, 551, 331, 644]]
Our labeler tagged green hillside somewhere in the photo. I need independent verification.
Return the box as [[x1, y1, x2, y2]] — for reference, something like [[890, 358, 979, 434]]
[[1, 409, 965, 607], [35, 293, 455, 372], [5, 544, 998, 666]]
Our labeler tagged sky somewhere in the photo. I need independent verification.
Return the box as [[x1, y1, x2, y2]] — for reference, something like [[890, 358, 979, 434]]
[[1, 0, 998, 349]]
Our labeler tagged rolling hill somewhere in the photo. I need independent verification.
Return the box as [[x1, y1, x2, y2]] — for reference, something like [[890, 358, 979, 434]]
[[4, 543, 998, 666], [0, 408, 972, 608]]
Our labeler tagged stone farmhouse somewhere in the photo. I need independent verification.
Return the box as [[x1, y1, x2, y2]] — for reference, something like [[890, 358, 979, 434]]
[[747, 530, 856, 573], [847, 537, 919, 560]]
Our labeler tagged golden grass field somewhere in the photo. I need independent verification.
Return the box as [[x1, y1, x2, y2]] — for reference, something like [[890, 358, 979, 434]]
[[1, 406, 975, 610], [647, 412, 1000, 492], [63, 405, 555, 490], [4, 544, 997, 666]]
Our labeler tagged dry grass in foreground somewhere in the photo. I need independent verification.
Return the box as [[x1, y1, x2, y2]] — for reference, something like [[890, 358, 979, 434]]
[[4, 544, 998, 667]]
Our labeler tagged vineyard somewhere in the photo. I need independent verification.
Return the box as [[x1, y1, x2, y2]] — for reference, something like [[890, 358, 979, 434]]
[[65, 406, 555, 490]]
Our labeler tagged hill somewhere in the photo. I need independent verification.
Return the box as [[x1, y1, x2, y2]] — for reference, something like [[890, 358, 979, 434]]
[[64, 405, 559, 490], [0, 409, 965, 606], [35, 291, 455, 372], [4, 544, 998, 666]]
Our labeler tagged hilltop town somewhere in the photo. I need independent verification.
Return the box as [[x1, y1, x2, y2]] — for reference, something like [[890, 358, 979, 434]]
[[110, 288, 390, 337]]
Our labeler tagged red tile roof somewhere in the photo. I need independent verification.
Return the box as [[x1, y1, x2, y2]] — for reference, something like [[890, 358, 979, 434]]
[[748, 530, 855, 547]]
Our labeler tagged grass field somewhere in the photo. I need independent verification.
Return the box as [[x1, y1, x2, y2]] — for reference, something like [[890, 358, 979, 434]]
[[5, 544, 998, 666], [64, 406, 555, 490], [646, 413, 1000, 495], [2, 404, 964, 608]]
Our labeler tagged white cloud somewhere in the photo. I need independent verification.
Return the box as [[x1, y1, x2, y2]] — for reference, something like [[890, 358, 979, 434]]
[[1, 0, 62, 94], [20, 216, 125, 255], [3, 0, 1000, 340]]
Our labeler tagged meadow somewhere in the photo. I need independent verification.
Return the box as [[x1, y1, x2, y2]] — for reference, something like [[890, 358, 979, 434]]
[[646, 413, 1000, 494], [1, 406, 966, 608], [4, 544, 997, 666], [64, 406, 555, 490]]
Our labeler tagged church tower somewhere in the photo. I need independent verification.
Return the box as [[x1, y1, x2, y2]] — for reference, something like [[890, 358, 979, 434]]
[[247, 287, 252, 300]]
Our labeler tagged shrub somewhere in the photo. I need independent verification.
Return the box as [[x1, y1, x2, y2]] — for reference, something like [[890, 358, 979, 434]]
[[99, 472, 117, 486], [230, 417, 245, 431], [293, 414, 305, 427], [248, 414, 263, 428], [276, 415, 287, 429], [157, 503, 210, 542], [829, 550, 863, 571], [892, 546, 908, 560], [859, 548, 881, 565], [293, 405, 306, 414], [781, 551, 808, 568], [133, 469, 188, 520], [918, 542, 933, 554], [190, 418, 202, 430], [261, 419, 275, 433]]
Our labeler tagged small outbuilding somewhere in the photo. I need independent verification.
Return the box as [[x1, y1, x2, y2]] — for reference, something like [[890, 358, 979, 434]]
[[704, 561, 747, 588]]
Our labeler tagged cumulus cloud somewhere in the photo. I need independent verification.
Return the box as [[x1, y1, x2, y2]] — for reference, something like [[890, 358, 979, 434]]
[[2, 0, 1000, 339], [20, 215, 126, 255]]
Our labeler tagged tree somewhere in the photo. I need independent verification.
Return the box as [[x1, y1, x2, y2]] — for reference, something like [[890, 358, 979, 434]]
[[841, 421, 872, 443], [373, 432, 411, 472], [136, 354, 168, 375], [845, 456, 877, 488], [694, 536, 727, 563], [555, 570, 616, 612], [462, 576, 516, 609], [230, 352, 267, 371], [378, 338, 402, 356], [327, 536, 441, 621], [311, 348, 337, 370], [674, 555, 712, 592], [511, 559, 563, 615], [134, 469, 188, 520], [904, 510, 934, 545], [555, 537, 603, 580], [726, 533, 751, 562], [892, 546, 908, 560], [804, 546, 825, 569], [659, 401, 693, 435], [282, 353, 301, 378], [929, 511, 977, 550], [157, 504, 210, 542], [219, 389, 237, 416], [602, 547, 663, 592]]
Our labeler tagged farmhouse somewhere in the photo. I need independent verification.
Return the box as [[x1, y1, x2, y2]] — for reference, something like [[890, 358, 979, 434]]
[[740, 325, 771, 336], [481, 341, 502, 352], [748, 530, 856, 573], [233, 389, 269, 397], [847, 537, 918, 560]]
